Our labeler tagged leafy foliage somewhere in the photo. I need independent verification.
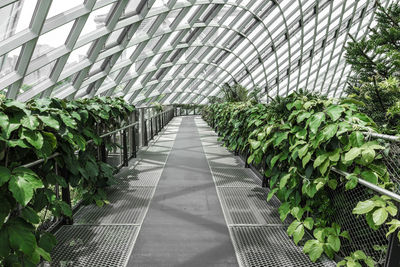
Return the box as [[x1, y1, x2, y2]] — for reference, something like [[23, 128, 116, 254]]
[[345, 3, 400, 132], [0, 96, 134, 265], [202, 92, 399, 263]]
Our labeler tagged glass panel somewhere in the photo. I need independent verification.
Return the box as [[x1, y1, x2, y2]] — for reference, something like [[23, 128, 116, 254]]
[[22, 61, 56, 90], [0, 46, 21, 78], [47, 0, 84, 19], [0, 0, 38, 41], [32, 21, 74, 59], [79, 4, 113, 37]]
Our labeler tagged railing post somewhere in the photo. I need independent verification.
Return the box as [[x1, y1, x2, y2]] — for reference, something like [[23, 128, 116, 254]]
[[150, 117, 153, 140], [144, 119, 148, 146], [61, 168, 73, 225], [122, 130, 128, 167], [132, 125, 137, 158], [139, 109, 146, 146]]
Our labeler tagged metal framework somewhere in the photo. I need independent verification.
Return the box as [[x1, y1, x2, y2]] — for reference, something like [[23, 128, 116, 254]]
[[0, 0, 396, 106]]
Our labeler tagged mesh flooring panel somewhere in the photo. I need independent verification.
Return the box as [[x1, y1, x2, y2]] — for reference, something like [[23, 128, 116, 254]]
[[218, 187, 284, 225], [74, 188, 154, 225], [208, 156, 243, 168], [51, 225, 138, 267], [114, 165, 163, 187], [136, 151, 168, 165], [230, 226, 336, 267], [212, 168, 261, 187]]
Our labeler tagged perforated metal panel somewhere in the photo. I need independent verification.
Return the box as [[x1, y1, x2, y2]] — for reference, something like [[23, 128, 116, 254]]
[[114, 165, 163, 187], [51, 225, 138, 267], [218, 187, 284, 225], [212, 167, 261, 187], [208, 156, 244, 168], [230, 226, 336, 267], [74, 188, 154, 225]]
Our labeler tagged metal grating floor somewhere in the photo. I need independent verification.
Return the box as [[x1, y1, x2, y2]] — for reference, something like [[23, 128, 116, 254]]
[[208, 156, 244, 168], [51, 225, 138, 267], [212, 167, 261, 187], [74, 188, 155, 225], [114, 165, 163, 187], [218, 187, 284, 225], [230, 226, 336, 267]]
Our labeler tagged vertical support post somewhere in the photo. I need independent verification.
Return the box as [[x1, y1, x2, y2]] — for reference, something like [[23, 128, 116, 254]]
[[150, 117, 153, 139], [61, 168, 73, 225], [139, 109, 146, 146], [130, 111, 136, 158], [122, 130, 128, 167], [143, 119, 148, 146]]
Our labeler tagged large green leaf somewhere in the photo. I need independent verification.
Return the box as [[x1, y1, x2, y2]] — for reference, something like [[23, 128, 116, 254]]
[[303, 240, 324, 262], [327, 235, 341, 252], [344, 147, 361, 162], [0, 166, 11, 186], [20, 128, 44, 149], [353, 199, 375, 214], [308, 112, 325, 134], [360, 171, 378, 184], [321, 124, 338, 141], [0, 111, 9, 131], [9, 167, 43, 206], [326, 105, 345, 121], [361, 148, 375, 164], [38, 115, 60, 130], [372, 207, 388, 225], [7, 218, 37, 255], [21, 115, 39, 130]]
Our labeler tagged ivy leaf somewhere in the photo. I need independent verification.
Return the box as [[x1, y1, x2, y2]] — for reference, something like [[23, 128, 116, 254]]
[[319, 159, 330, 176], [280, 173, 291, 189], [344, 147, 361, 162], [38, 115, 60, 130], [249, 139, 261, 149], [321, 124, 338, 141], [302, 152, 312, 167], [298, 145, 309, 159], [303, 240, 324, 262], [328, 179, 338, 190], [21, 206, 40, 224], [287, 220, 301, 236], [0, 111, 9, 132], [7, 218, 37, 255], [39, 232, 57, 253], [293, 224, 305, 245], [349, 131, 364, 147], [270, 154, 280, 168], [304, 217, 314, 230], [360, 171, 378, 184], [326, 105, 345, 121], [327, 235, 341, 252], [373, 207, 388, 225], [345, 174, 358, 190], [20, 128, 44, 150], [314, 154, 328, 168], [361, 148, 375, 164], [9, 167, 44, 206], [274, 132, 288, 147], [329, 149, 341, 162], [308, 112, 325, 134], [0, 166, 11, 186], [60, 113, 77, 129], [297, 112, 311, 123], [386, 219, 400, 238], [21, 114, 39, 130]]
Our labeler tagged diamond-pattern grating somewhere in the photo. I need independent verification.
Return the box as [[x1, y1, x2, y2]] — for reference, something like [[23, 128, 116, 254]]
[[217, 187, 284, 225], [230, 226, 336, 267], [114, 165, 163, 187], [74, 188, 154, 225], [51, 225, 138, 267], [212, 167, 261, 187]]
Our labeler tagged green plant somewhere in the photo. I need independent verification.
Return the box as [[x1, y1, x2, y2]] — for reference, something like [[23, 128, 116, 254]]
[[0, 96, 134, 266], [203, 92, 398, 264], [345, 2, 400, 132]]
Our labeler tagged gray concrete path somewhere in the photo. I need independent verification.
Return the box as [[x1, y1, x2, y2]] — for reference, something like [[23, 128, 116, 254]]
[[127, 116, 239, 267]]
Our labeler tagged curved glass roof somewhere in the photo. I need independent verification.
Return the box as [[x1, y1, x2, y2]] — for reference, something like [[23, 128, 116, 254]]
[[0, 0, 395, 106]]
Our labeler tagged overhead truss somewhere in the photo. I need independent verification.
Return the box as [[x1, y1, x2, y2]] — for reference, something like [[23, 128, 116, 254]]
[[0, 0, 396, 106]]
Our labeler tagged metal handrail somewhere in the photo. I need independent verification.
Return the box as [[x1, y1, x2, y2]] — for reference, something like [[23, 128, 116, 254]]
[[331, 167, 400, 202]]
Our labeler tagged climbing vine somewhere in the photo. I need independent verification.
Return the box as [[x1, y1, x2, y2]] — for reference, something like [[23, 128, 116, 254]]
[[202, 92, 399, 265], [0, 96, 134, 266]]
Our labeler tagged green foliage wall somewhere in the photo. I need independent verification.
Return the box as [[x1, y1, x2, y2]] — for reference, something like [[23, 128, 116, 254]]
[[0, 96, 134, 266], [203, 92, 400, 266]]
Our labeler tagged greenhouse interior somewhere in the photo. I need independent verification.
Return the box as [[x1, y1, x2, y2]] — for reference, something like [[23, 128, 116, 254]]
[[1, 0, 400, 266]]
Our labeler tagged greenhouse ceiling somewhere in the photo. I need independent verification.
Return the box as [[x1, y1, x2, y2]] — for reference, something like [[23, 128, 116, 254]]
[[0, 0, 395, 107]]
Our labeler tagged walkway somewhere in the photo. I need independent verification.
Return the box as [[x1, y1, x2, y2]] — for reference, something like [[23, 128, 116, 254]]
[[50, 116, 335, 267]]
